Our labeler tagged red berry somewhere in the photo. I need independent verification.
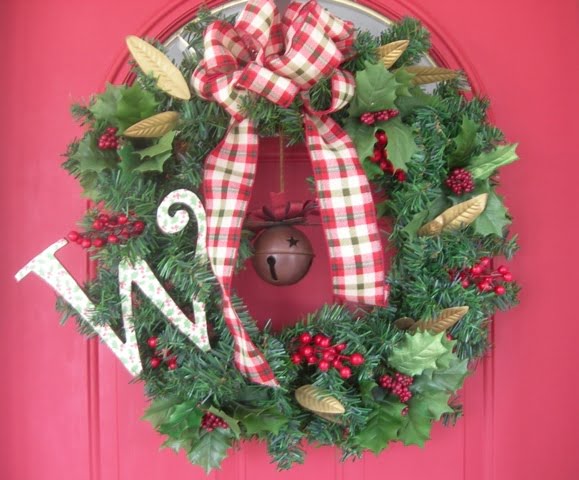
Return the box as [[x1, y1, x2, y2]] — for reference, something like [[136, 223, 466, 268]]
[[92, 220, 104, 230], [497, 265, 509, 275], [118, 214, 128, 225], [301, 346, 314, 357], [318, 360, 330, 372], [471, 265, 482, 275], [150, 357, 161, 369], [502, 272, 513, 282], [445, 168, 475, 195], [92, 238, 105, 248], [319, 337, 331, 348], [67, 231, 80, 242], [461, 279, 470, 288], [335, 343, 347, 352], [373, 149, 384, 163], [494, 285, 506, 295], [332, 359, 343, 369], [291, 353, 303, 365], [107, 234, 119, 244], [147, 337, 158, 349], [307, 355, 318, 365], [360, 112, 376, 125], [167, 359, 177, 370], [313, 334, 326, 345], [402, 407, 409, 416], [479, 256, 491, 268], [98, 214, 110, 223], [322, 350, 336, 361], [375, 131, 387, 145], [81, 238, 92, 249], [339, 366, 352, 379], [349, 353, 365, 366], [299, 332, 312, 344], [395, 169, 406, 182]]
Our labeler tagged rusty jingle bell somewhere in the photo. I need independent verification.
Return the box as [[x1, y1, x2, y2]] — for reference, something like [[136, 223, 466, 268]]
[[252, 225, 314, 286]]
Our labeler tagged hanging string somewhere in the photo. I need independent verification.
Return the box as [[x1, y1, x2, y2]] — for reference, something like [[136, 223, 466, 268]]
[[279, 131, 285, 193]]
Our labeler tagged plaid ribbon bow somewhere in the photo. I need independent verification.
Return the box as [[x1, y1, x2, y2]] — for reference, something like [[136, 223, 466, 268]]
[[191, 0, 387, 386]]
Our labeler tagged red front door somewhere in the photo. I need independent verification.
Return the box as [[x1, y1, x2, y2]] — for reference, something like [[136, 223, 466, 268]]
[[2, 1, 578, 479]]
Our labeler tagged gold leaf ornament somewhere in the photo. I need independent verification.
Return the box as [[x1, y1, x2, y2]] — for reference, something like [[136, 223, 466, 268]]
[[123, 112, 180, 138], [377, 40, 409, 69], [410, 306, 469, 334], [125, 36, 191, 100], [418, 194, 488, 236], [404, 66, 460, 85], [295, 385, 345, 414]]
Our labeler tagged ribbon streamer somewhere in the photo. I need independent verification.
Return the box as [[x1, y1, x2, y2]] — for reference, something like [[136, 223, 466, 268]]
[[192, 0, 387, 386]]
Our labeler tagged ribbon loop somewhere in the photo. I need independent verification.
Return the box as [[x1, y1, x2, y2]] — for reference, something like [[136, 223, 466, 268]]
[[191, 0, 387, 387]]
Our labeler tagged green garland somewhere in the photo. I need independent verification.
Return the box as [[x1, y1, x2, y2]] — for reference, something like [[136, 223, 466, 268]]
[[58, 12, 519, 472]]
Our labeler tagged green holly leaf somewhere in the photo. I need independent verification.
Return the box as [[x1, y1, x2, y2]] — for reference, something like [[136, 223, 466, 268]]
[[344, 118, 376, 166], [208, 406, 241, 438], [449, 116, 478, 167], [354, 399, 405, 454], [398, 393, 453, 447], [89, 83, 159, 131], [134, 131, 177, 172], [116, 84, 159, 131], [435, 334, 458, 370], [239, 408, 289, 437], [393, 68, 415, 98], [118, 144, 141, 172], [348, 63, 404, 117], [395, 85, 436, 116], [90, 83, 123, 122], [412, 358, 469, 394], [389, 332, 449, 376], [468, 144, 518, 180], [71, 133, 118, 173], [381, 118, 417, 171], [187, 429, 233, 473], [398, 401, 432, 447], [425, 392, 455, 420], [142, 397, 180, 429], [474, 190, 511, 236]]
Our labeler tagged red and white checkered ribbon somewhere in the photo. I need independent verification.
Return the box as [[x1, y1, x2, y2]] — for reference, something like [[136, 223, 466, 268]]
[[192, 0, 387, 386]]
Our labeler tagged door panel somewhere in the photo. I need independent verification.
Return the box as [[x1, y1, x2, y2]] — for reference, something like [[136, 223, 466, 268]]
[[2, 0, 578, 479]]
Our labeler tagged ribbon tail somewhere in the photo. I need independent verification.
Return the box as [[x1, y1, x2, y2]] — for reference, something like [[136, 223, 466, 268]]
[[204, 118, 278, 386], [304, 114, 387, 306]]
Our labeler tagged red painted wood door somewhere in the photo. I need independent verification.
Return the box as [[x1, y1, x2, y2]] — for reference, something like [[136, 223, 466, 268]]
[[2, 0, 578, 479]]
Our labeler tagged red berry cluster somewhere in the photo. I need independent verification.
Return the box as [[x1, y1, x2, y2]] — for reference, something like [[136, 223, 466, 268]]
[[98, 127, 120, 150], [290, 332, 365, 379], [67, 212, 146, 249], [452, 257, 513, 295], [445, 168, 475, 195], [201, 412, 228, 432], [147, 336, 178, 370], [359, 109, 400, 126], [379, 372, 414, 414], [369, 130, 406, 181]]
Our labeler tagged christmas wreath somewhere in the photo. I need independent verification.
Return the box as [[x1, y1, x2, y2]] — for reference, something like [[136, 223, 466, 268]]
[[16, 0, 520, 472]]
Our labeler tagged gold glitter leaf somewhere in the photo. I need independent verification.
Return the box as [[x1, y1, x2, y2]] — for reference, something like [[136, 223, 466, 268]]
[[295, 385, 345, 414], [126, 36, 191, 100], [418, 194, 488, 236], [123, 111, 180, 138], [377, 40, 409, 69], [411, 307, 469, 334], [404, 66, 460, 85]]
